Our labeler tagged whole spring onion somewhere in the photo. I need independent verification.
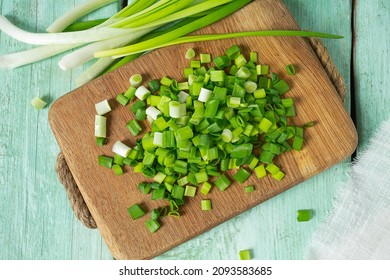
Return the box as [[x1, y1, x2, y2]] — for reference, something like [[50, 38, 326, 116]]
[[0, 0, 342, 90], [0, 0, 243, 82], [97, 45, 315, 233]]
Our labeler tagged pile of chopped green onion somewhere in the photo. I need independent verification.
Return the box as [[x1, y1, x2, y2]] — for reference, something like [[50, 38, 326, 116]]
[[96, 45, 313, 233]]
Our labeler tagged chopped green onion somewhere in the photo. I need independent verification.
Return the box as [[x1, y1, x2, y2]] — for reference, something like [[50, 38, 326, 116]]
[[127, 204, 146, 220], [112, 141, 131, 158], [213, 55, 230, 69], [200, 53, 211, 64], [236, 66, 251, 79], [127, 119, 142, 136], [198, 87, 212, 103], [147, 79, 160, 93], [185, 48, 195, 60], [273, 79, 290, 94], [292, 136, 304, 151], [151, 187, 165, 200], [272, 170, 285, 181], [285, 64, 296, 75], [172, 185, 185, 200], [254, 164, 267, 179], [95, 99, 111, 115], [239, 249, 252, 260], [169, 101, 181, 118], [250, 52, 258, 63], [31, 96, 47, 109], [297, 209, 311, 222], [244, 81, 257, 93], [124, 86, 136, 101], [244, 185, 255, 193], [116, 93, 129, 106], [153, 172, 167, 184], [266, 163, 280, 175], [113, 154, 124, 165], [112, 164, 123, 175], [95, 115, 107, 138], [221, 128, 233, 143], [184, 185, 197, 197], [145, 219, 160, 233], [135, 85, 151, 100], [201, 199, 212, 211], [215, 174, 231, 191], [151, 209, 160, 220], [190, 60, 201, 68], [210, 70, 225, 82], [98, 155, 113, 168], [233, 168, 251, 183], [230, 143, 253, 159], [304, 121, 316, 128], [178, 91, 189, 103], [96, 137, 106, 146], [129, 74, 142, 87], [146, 106, 162, 120], [200, 182, 212, 195], [195, 171, 209, 184], [254, 88, 266, 99], [226, 45, 240, 59]]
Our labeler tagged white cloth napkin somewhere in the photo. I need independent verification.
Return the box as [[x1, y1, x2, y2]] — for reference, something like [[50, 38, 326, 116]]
[[305, 118, 390, 259]]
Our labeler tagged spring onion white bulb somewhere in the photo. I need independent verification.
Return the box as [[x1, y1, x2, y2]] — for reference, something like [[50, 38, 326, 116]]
[[146, 106, 162, 120], [112, 141, 131, 158], [198, 88, 212, 103], [153, 132, 163, 147], [0, 16, 132, 45], [95, 99, 111, 115], [178, 91, 189, 103], [169, 101, 181, 118], [0, 44, 80, 69], [221, 129, 233, 143], [130, 74, 143, 87], [31, 96, 47, 110], [135, 86, 151, 100]]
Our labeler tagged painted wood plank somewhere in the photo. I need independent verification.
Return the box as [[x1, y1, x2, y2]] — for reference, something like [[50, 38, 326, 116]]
[[354, 0, 390, 152], [0, 0, 116, 260]]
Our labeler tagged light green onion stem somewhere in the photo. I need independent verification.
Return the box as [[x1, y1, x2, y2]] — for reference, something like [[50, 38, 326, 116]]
[[102, 30, 343, 58]]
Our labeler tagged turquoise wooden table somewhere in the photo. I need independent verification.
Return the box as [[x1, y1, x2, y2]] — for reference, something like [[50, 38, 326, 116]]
[[0, 0, 388, 260]]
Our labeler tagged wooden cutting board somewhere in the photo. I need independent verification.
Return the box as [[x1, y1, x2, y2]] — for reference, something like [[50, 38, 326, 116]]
[[49, 0, 357, 259]]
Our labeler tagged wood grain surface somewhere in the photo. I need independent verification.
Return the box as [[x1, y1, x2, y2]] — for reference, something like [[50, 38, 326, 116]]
[[48, 0, 357, 260]]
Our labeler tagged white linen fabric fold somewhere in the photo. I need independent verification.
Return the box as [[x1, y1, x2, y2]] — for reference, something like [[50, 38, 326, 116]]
[[305, 119, 390, 259]]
